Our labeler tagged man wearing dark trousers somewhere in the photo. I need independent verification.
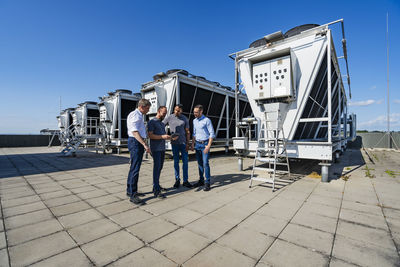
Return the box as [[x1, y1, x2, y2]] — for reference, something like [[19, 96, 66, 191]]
[[127, 99, 151, 205], [147, 106, 177, 198], [163, 104, 192, 189], [191, 104, 215, 191]]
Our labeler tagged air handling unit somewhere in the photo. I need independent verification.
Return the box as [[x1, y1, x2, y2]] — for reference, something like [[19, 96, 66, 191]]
[[141, 69, 253, 150], [97, 89, 141, 153], [230, 19, 356, 185], [56, 108, 74, 146], [60, 101, 102, 156]]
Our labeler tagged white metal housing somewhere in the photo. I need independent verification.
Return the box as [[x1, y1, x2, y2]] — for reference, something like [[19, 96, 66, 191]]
[[231, 20, 356, 163]]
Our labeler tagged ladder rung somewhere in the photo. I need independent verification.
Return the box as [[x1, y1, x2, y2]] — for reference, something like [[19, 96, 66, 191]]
[[256, 158, 276, 163], [253, 167, 290, 174], [251, 177, 274, 183], [253, 167, 275, 172]]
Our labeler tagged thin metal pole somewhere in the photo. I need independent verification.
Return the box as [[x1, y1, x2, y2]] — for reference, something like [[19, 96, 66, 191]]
[[235, 55, 239, 137], [386, 12, 390, 148], [327, 31, 332, 143]]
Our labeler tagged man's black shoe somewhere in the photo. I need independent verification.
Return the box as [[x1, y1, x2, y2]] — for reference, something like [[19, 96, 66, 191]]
[[154, 191, 166, 199], [182, 181, 193, 188], [204, 183, 211, 191], [130, 194, 145, 205], [127, 192, 145, 197], [173, 180, 180, 188], [193, 180, 205, 187]]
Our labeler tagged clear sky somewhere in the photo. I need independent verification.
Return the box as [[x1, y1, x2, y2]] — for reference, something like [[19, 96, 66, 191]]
[[0, 0, 399, 133]]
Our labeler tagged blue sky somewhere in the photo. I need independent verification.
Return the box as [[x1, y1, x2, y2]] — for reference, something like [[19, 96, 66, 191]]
[[0, 0, 399, 133]]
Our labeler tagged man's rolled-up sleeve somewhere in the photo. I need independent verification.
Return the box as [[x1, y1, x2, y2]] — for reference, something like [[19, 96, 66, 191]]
[[207, 119, 215, 139]]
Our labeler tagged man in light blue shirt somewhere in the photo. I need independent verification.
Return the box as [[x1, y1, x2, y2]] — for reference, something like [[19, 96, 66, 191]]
[[191, 104, 215, 191]]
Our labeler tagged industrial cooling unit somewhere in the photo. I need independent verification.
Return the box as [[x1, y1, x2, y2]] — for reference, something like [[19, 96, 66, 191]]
[[58, 101, 102, 156], [141, 69, 253, 150], [97, 89, 141, 153], [230, 19, 356, 182]]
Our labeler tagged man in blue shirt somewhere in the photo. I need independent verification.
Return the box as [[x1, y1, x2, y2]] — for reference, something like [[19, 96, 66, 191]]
[[127, 99, 151, 205], [191, 104, 215, 191], [163, 104, 192, 189], [148, 106, 177, 199]]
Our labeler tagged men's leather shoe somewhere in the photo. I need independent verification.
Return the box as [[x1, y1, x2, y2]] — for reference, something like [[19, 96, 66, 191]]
[[193, 180, 205, 187], [173, 180, 180, 188], [127, 192, 145, 197], [204, 183, 211, 191], [130, 194, 145, 205], [154, 191, 166, 199], [182, 181, 193, 188]]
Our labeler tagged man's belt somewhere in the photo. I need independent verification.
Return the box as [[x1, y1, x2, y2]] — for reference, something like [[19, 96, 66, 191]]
[[196, 140, 208, 144]]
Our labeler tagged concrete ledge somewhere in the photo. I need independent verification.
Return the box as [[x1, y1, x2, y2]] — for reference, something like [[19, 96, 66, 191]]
[[0, 135, 60, 147]]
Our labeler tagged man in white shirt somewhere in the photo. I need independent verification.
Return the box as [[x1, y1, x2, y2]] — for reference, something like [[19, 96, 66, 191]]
[[127, 99, 151, 205]]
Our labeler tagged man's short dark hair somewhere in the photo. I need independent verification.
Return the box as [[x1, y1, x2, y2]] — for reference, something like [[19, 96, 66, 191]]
[[175, 104, 184, 110], [194, 104, 203, 111], [158, 106, 167, 111], [138, 99, 151, 108]]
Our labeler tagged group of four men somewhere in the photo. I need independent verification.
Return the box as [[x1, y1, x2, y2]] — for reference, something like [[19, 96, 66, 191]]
[[126, 99, 215, 205]]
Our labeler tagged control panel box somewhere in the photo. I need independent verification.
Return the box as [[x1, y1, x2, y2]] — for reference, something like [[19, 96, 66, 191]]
[[252, 55, 293, 101]]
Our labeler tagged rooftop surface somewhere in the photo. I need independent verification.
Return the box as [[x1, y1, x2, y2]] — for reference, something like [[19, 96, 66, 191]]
[[0, 147, 399, 266]]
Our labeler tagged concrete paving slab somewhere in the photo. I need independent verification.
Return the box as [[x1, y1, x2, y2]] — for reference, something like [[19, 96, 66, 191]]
[[299, 201, 339, 219], [256, 199, 302, 221], [0, 248, 9, 267], [30, 248, 92, 267], [3, 201, 47, 218], [217, 225, 275, 260], [279, 223, 334, 255], [50, 201, 91, 216], [1, 195, 41, 209], [68, 218, 121, 245], [85, 194, 120, 207], [336, 220, 394, 250], [127, 216, 178, 243], [109, 208, 153, 228], [339, 208, 388, 231], [58, 208, 103, 229], [260, 239, 329, 266], [0, 232, 6, 250], [76, 189, 108, 200], [4, 209, 54, 230], [160, 207, 204, 227], [332, 235, 399, 267], [185, 213, 235, 240], [184, 242, 256, 267], [8, 231, 76, 266], [39, 189, 72, 200], [386, 216, 400, 234], [151, 228, 211, 264], [292, 209, 338, 234], [240, 213, 288, 237], [109, 246, 176, 267], [96, 200, 133, 216], [81, 230, 143, 266], [43, 194, 81, 208], [7, 219, 63, 246], [184, 198, 225, 214], [341, 199, 383, 216]]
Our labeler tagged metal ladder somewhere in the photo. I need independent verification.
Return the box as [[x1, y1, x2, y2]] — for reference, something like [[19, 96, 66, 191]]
[[249, 111, 291, 190]]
